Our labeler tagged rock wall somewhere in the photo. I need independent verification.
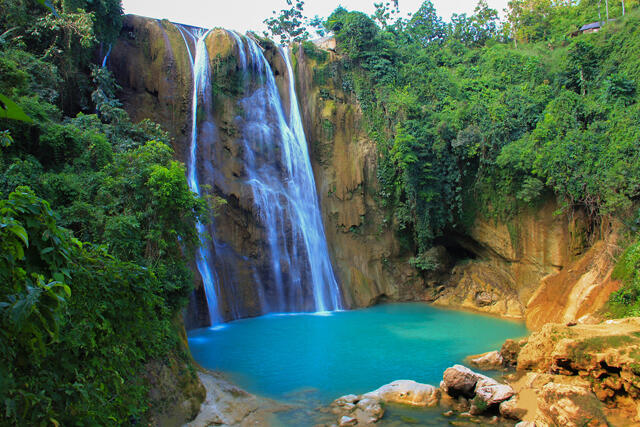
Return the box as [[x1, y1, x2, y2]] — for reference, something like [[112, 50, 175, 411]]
[[110, 18, 620, 330], [293, 45, 425, 308], [433, 200, 621, 326]]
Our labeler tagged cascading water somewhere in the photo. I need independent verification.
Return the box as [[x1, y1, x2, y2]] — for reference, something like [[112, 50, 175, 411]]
[[235, 36, 343, 313], [178, 27, 342, 324], [181, 27, 223, 325]]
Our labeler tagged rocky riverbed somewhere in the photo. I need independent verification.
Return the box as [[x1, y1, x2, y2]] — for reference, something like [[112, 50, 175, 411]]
[[322, 317, 640, 427]]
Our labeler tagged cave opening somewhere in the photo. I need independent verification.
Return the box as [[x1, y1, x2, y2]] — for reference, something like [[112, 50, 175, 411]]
[[433, 234, 479, 263]]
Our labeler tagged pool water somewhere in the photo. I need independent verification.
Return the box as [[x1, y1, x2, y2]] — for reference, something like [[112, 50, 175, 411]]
[[188, 303, 527, 404]]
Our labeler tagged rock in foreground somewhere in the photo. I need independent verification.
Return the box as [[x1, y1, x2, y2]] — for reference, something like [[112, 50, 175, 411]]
[[363, 380, 440, 407]]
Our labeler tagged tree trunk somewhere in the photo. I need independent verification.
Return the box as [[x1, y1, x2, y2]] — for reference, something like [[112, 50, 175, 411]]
[[622, 0, 626, 16], [605, 0, 609, 20]]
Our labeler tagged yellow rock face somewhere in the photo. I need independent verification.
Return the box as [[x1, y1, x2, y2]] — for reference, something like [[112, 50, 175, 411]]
[[294, 45, 426, 308], [509, 318, 640, 425], [205, 29, 234, 63], [525, 226, 622, 330]]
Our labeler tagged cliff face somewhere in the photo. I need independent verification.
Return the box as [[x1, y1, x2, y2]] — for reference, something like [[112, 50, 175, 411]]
[[293, 46, 425, 307], [433, 200, 621, 327], [110, 17, 620, 330]]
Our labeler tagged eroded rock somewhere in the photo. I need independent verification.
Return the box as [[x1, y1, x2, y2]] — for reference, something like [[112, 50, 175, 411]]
[[442, 365, 483, 397], [474, 379, 515, 407], [468, 350, 505, 370], [535, 383, 608, 427], [364, 380, 439, 407], [499, 396, 527, 420]]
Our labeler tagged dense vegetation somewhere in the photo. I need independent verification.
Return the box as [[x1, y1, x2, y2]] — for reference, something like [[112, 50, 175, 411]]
[[0, 0, 206, 424], [4, 0, 640, 422], [293, 0, 640, 308]]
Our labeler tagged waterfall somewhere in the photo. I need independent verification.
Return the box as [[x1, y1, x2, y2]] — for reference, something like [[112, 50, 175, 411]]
[[235, 36, 343, 313], [101, 43, 112, 68], [282, 46, 343, 312], [181, 27, 223, 325], [178, 26, 342, 324]]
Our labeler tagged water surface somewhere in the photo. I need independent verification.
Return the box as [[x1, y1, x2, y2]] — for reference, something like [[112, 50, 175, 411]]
[[188, 303, 527, 403]]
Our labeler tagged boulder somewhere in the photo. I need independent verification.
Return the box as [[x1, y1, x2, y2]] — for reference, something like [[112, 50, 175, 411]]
[[364, 380, 439, 407], [474, 380, 515, 407], [354, 397, 384, 424], [535, 383, 608, 427], [499, 397, 527, 420], [468, 351, 505, 370], [442, 365, 483, 397], [500, 338, 526, 368], [339, 415, 357, 427]]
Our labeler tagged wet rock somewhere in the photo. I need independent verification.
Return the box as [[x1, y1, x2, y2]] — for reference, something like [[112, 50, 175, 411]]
[[339, 415, 357, 427], [468, 351, 504, 371], [331, 394, 384, 425], [354, 397, 384, 424], [335, 394, 359, 406], [442, 365, 483, 397], [364, 380, 439, 407]]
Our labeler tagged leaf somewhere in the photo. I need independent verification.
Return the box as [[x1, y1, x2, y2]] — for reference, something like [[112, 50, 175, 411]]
[[9, 224, 29, 247], [0, 94, 33, 123]]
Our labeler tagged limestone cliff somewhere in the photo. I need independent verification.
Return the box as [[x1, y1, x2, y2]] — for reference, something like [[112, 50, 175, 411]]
[[433, 200, 621, 326], [293, 44, 425, 307], [110, 17, 621, 331]]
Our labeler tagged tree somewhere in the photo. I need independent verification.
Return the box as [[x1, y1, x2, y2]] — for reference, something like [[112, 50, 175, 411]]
[[450, 0, 499, 46], [406, 1, 446, 46], [372, 1, 404, 31], [263, 0, 310, 44]]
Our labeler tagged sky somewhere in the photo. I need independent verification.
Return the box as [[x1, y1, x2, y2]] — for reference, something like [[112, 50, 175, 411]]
[[121, 0, 509, 34]]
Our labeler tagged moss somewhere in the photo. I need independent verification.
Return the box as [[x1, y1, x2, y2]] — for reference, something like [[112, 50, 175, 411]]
[[569, 335, 639, 362], [506, 220, 520, 255], [302, 40, 329, 63], [321, 118, 335, 141], [321, 99, 336, 118], [206, 29, 234, 59], [471, 395, 489, 412]]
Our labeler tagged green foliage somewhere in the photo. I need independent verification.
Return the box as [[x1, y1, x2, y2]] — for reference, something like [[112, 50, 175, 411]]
[[322, 1, 640, 264], [609, 240, 640, 317], [0, 188, 189, 424], [0, 0, 122, 114], [263, 0, 311, 44], [0, 4, 207, 423]]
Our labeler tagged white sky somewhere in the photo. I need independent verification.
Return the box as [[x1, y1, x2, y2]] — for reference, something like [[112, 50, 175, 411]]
[[121, 0, 509, 33]]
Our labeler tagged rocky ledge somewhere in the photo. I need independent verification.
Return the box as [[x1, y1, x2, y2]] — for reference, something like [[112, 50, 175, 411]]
[[328, 366, 518, 426], [469, 317, 640, 426], [184, 370, 288, 427], [325, 317, 640, 427]]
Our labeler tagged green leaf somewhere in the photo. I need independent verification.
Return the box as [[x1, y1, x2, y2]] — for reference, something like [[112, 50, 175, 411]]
[[0, 94, 33, 123], [9, 224, 29, 247]]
